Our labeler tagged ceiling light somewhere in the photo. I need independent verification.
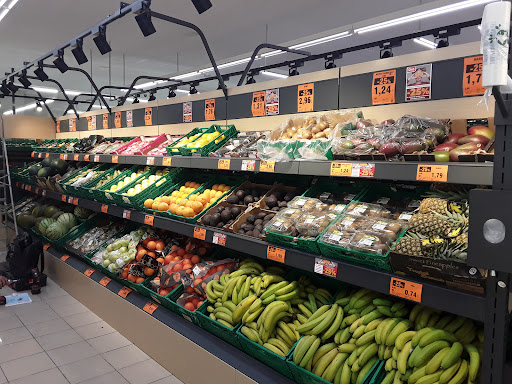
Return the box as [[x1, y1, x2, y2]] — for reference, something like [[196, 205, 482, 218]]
[[36, 102, 42, 112], [0, 0, 17, 22], [134, 80, 166, 89], [63, 90, 83, 96], [135, 6, 156, 37], [93, 25, 112, 55], [53, 50, 69, 73], [167, 89, 176, 98], [148, 92, 156, 101], [189, 84, 198, 94], [175, 89, 189, 94], [19, 71, 31, 88], [133, 97, 140, 104], [260, 70, 288, 79], [0, 0, 8, 8], [6, 80, 18, 93], [355, 0, 493, 34], [325, 60, 336, 69], [0, 81, 10, 96], [380, 49, 393, 59], [171, 71, 199, 80], [191, 0, 212, 14], [246, 75, 256, 85], [31, 86, 57, 94], [289, 31, 351, 49], [261, 50, 283, 58], [436, 38, 450, 48], [71, 38, 88, 65], [34, 62, 49, 82], [413, 37, 437, 49], [3, 99, 53, 115]]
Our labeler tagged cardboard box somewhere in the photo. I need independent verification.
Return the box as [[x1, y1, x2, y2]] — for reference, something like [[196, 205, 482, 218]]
[[259, 184, 305, 210], [196, 201, 248, 232], [389, 251, 487, 295], [228, 206, 277, 241]]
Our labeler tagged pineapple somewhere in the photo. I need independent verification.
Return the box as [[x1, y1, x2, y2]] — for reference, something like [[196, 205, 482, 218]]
[[419, 198, 447, 214], [408, 214, 451, 237], [393, 237, 432, 257], [452, 232, 468, 248]]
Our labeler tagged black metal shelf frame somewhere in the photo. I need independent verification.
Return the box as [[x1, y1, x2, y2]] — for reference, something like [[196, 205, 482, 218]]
[[14, 183, 487, 323]]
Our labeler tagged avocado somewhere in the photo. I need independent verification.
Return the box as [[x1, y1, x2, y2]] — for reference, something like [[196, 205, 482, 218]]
[[220, 209, 231, 222], [230, 207, 241, 217], [243, 195, 254, 205], [246, 214, 255, 224], [202, 215, 212, 226], [284, 192, 295, 202], [235, 190, 246, 200], [210, 213, 221, 227], [265, 196, 278, 208], [226, 195, 239, 204]]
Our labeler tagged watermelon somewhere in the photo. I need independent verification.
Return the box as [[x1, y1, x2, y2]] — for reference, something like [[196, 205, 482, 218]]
[[38, 218, 56, 236], [37, 167, 52, 178], [46, 222, 66, 240], [17, 214, 36, 228], [41, 158, 52, 168], [51, 211, 63, 220], [57, 213, 77, 230], [74, 206, 92, 219]]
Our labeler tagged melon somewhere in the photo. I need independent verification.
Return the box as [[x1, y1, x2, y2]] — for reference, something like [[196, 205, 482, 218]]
[[57, 213, 77, 230], [51, 211, 63, 220], [46, 222, 66, 240], [38, 218, 56, 236], [17, 214, 36, 228], [44, 206, 58, 218], [74, 206, 92, 219]]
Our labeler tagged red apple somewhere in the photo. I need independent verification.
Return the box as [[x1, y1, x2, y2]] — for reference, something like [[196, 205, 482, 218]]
[[446, 133, 466, 144], [467, 125, 495, 140], [457, 134, 490, 146], [434, 143, 458, 152]]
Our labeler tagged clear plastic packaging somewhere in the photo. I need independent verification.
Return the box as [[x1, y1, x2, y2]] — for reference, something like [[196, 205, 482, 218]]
[[288, 196, 329, 212], [296, 212, 337, 238], [345, 203, 392, 218], [367, 219, 405, 241], [349, 231, 391, 255], [320, 228, 354, 247], [273, 207, 303, 221], [264, 215, 299, 237], [334, 214, 372, 232]]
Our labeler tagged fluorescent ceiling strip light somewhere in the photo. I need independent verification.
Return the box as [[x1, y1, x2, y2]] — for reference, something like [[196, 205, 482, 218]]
[[171, 72, 199, 80], [31, 86, 58, 94], [355, 0, 494, 34], [260, 70, 288, 79], [0, 0, 8, 8], [134, 80, 166, 89], [63, 90, 83, 96], [289, 31, 352, 49], [175, 89, 189, 94], [199, 58, 251, 73], [261, 50, 283, 58], [3, 99, 53, 115], [413, 37, 437, 49], [7, 0, 18, 9], [0, 8, 8, 21]]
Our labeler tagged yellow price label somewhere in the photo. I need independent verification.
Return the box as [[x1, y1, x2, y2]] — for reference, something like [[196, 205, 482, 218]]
[[162, 157, 172, 166], [218, 159, 231, 170], [330, 162, 352, 177], [259, 160, 275, 173]]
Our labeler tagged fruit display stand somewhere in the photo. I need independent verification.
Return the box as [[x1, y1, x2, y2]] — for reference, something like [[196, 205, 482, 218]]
[[196, 305, 243, 348]]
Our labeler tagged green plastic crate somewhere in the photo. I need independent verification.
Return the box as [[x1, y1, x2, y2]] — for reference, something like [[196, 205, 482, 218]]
[[196, 301, 242, 349], [77, 164, 129, 199], [139, 278, 182, 304], [57, 164, 105, 196], [163, 285, 202, 325], [165, 128, 210, 155], [97, 165, 150, 204], [179, 125, 238, 156], [236, 327, 295, 380]]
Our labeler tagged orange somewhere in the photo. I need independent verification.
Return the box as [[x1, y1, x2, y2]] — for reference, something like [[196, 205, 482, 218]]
[[171, 244, 179, 251], [184, 302, 195, 311], [217, 184, 226, 191], [193, 278, 202, 287], [212, 184, 219, 191], [215, 190, 223, 198], [143, 267, 154, 276], [136, 277, 144, 284], [185, 181, 191, 187], [128, 274, 136, 282], [179, 198, 188, 207], [154, 197, 161, 203], [164, 255, 173, 265], [158, 202, 169, 211], [222, 185, 230, 192], [197, 301, 203, 308], [196, 197, 207, 206], [172, 263, 183, 272], [169, 197, 177, 204], [172, 256, 182, 262], [159, 288, 171, 296], [152, 202, 159, 210], [121, 270, 128, 279], [176, 248, 185, 257], [155, 240, 165, 251], [185, 200, 195, 208], [144, 199, 154, 209], [136, 249, 146, 261], [191, 201, 203, 214], [161, 196, 171, 204], [169, 203, 178, 215], [156, 257, 164, 264], [185, 286, 195, 294], [191, 255, 201, 264], [191, 298, 200, 307], [147, 241, 156, 250], [183, 207, 195, 217], [147, 251, 156, 258], [179, 186, 186, 192]]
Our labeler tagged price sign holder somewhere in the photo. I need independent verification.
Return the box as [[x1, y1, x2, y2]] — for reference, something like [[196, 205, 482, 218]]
[[330, 162, 352, 177], [74, 154, 79, 161], [416, 165, 448, 182], [267, 246, 286, 263], [145, 108, 152, 126], [390, 277, 422, 303], [194, 227, 206, 240], [60, 255, 70, 262], [84, 268, 95, 277], [43, 244, 51, 251], [251, 91, 265, 117], [463, 55, 485, 96], [314, 258, 338, 278], [241, 159, 256, 171], [101, 204, 109, 213], [143, 302, 159, 315], [118, 287, 132, 298], [123, 210, 131, 219], [213, 232, 226, 246], [297, 83, 314, 112], [372, 70, 396, 105], [144, 215, 154, 225], [205, 99, 215, 121], [162, 157, 172, 167], [259, 160, 275, 173], [99, 277, 111, 287], [146, 157, 155, 165], [112, 155, 119, 163], [218, 159, 231, 170]]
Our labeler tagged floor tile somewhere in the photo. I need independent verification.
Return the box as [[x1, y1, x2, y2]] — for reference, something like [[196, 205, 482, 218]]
[[39, 286, 68, 300], [0, 338, 43, 364], [26, 317, 71, 337], [0, 309, 16, 321], [47, 340, 98, 366], [17, 308, 61, 326], [44, 294, 78, 308], [8, 367, 68, 384], [151, 376, 184, 384], [118, 359, 170, 384], [80, 370, 130, 384], [36, 329, 83, 351], [62, 311, 101, 328], [87, 332, 131, 354], [0, 367, 5, 384], [102, 344, 149, 370], [0, 326, 33, 345], [0, 352, 56, 381], [0, 315, 23, 332], [74, 321, 115, 340], [59, 354, 114, 384], [10, 301, 51, 316], [51, 302, 89, 318]]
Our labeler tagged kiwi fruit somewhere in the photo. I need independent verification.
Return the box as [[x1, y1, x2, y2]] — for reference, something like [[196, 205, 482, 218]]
[[255, 224, 263, 231], [245, 231, 254, 237], [216, 222, 224, 228], [252, 229, 261, 237], [246, 215, 255, 224], [238, 229, 245, 234], [254, 219, 263, 226], [244, 195, 255, 205], [278, 201, 288, 207], [264, 214, 275, 222], [226, 195, 239, 204], [257, 212, 266, 220]]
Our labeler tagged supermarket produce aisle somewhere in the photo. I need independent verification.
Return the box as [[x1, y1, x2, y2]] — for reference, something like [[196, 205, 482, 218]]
[[0, 278, 183, 384]]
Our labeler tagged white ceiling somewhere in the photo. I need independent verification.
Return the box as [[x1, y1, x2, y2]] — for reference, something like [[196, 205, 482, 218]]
[[0, 0, 486, 116]]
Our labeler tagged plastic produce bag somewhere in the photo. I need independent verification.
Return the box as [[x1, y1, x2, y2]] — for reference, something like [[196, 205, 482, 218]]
[[189, 258, 238, 296]]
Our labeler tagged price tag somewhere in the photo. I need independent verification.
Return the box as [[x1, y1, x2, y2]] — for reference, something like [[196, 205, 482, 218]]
[[60, 255, 70, 262], [144, 215, 154, 226], [74, 154, 79, 161], [218, 159, 231, 170], [63, 154, 68, 160], [94, 155, 100, 162], [259, 160, 275, 173], [72, 198, 79, 205], [67, 196, 73, 204], [241, 159, 256, 171], [405, 64, 432, 102], [70, 118, 76, 132], [59, 154, 65, 160], [56, 121, 60, 133], [416, 165, 448, 182], [42, 190, 46, 197], [38, 153, 42, 158], [45, 153, 50, 158], [112, 155, 118, 163], [351, 163, 376, 178], [265, 89, 279, 115], [146, 157, 155, 165], [205, 99, 215, 121], [143, 302, 159, 315], [84, 155, 90, 161], [84, 268, 95, 277], [194, 227, 206, 240], [31, 152, 35, 158], [115, 112, 121, 128], [372, 70, 396, 105], [145, 108, 152, 126], [267, 246, 286, 263], [183, 102, 192, 123], [162, 157, 172, 167], [61, 195, 67, 202], [118, 286, 132, 298], [35, 188, 39, 194], [103, 114, 109, 129], [126, 110, 133, 127], [99, 277, 111, 287], [314, 258, 338, 278], [390, 277, 422, 303], [463, 55, 485, 96], [330, 162, 352, 177], [123, 210, 131, 219], [213, 232, 226, 246], [251, 91, 265, 117], [27, 186, 32, 192], [297, 83, 314, 112], [101, 204, 109, 213], [87, 116, 93, 130], [43, 244, 51, 251]]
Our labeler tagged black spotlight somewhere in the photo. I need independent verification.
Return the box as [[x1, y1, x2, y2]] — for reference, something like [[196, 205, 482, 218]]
[[0, 81, 10, 96], [36, 101, 43, 112], [117, 98, 123, 106], [167, 88, 176, 98], [325, 60, 336, 69], [6, 80, 19, 93], [380, 48, 393, 59], [19, 71, 32, 88], [189, 83, 198, 94], [34, 62, 49, 81], [93, 25, 112, 55], [71, 38, 88, 65], [133, 96, 140, 104], [53, 50, 69, 73], [289, 68, 299, 76], [436, 38, 449, 49], [191, 0, 212, 14], [135, 4, 156, 37], [246, 74, 256, 84], [148, 92, 156, 101]]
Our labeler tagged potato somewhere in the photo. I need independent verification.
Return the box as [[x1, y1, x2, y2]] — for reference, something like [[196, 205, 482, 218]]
[[318, 121, 327, 130], [302, 131, 313, 140], [308, 118, 317, 125], [314, 132, 326, 139]]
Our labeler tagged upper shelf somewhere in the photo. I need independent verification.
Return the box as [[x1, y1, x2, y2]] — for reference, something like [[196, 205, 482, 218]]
[[33, 151, 494, 185]]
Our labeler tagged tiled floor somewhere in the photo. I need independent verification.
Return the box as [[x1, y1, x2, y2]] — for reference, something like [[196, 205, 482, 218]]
[[0, 278, 184, 384]]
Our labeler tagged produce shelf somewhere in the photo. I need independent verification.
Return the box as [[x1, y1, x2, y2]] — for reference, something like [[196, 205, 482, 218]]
[[31, 152, 493, 185], [14, 182, 487, 322]]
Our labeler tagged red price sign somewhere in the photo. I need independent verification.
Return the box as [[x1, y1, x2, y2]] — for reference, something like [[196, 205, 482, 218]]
[[144, 215, 154, 226], [84, 268, 95, 277], [87, 116, 93, 130], [241, 159, 256, 171], [205, 99, 215, 121], [99, 277, 111, 287], [94, 155, 100, 162], [372, 70, 396, 105], [251, 91, 265, 117], [351, 163, 376, 178], [416, 165, 448, 182], [463, 55, 485, 96], [314, 258, 338, 278], [115, 112, 121, 128], [390, 277, 423, 303], [297, 83, 314, 112], [143, 302, 158, 315], [145, 108, 152, 126], [267, 246, 286, 263], [118, 286, 132, 298], [101, 204, 109, 213], [406, 87, 430, 99], [146, 157, 155, 165], [194, 227, 206, 240], [213, 232, 226, 246], [60, 255, 70, 262]]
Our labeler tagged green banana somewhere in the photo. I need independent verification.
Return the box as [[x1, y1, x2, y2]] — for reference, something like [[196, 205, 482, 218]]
[[377, 306, 394, 317], [397, 340, 412, 374], [454, 319, 474, 340], [223, 301, 236, 312], [267, 338, 290, 355], [350, 317, 365, 333], [215, 311, 233, 325], [446, 359, 468, 384], [309, 305, 338, 335], [312, 342, 338, 366], [312, 348, 338, 377], [293, 335, 316, 365], [381, 370, 395, 384], [416, 307, 437, 330], [444, 316, 466, 334], [260, 281, 288, 300], [322, 352, 349, 382], [390, 301, 406, 313], [263, 342, 286, 357], [380, 318, 401, 346], [439, 359, 462, 383], [386, 320, 411, 346], [276, 290, 299, 302], [308, 293, 318, 313], [262, 294, 276, 305], [243, 306, 264, 323], [298, 303, 313, 318], [356, 330, 377, 347], [217, 319, 234, 328], [232, 295, 257, 323], [321, 307, 344, 341], [395, 330, 416, 350], [435, 314, 455, 330], [274, 281, 297, 296], [338, 343, 358, 353], [275, 328, 294, 347], [425, 347, 450, 375], [356, 357, 378, 384], [375, 318, 391, 344], [300, 337, 321, 368], [364, 319, 382, 332], [426, 313, 440, 329], [362, 310, 381, 325], [241, 326, 262, 344], [340, 361, 351, 384], [337, 328, 351, 345], [441, 342, 463, 369], [413, 340, 451, 367], [415, 371, 443, 384], [411, 327, 433, 347], [465, 344, 480, 381], [408, 304, 424, 323], [373, 298, 393, 307], [408, 366, 427, 384], [419, 329, 457, 347], [358, 343, 378, 366]]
